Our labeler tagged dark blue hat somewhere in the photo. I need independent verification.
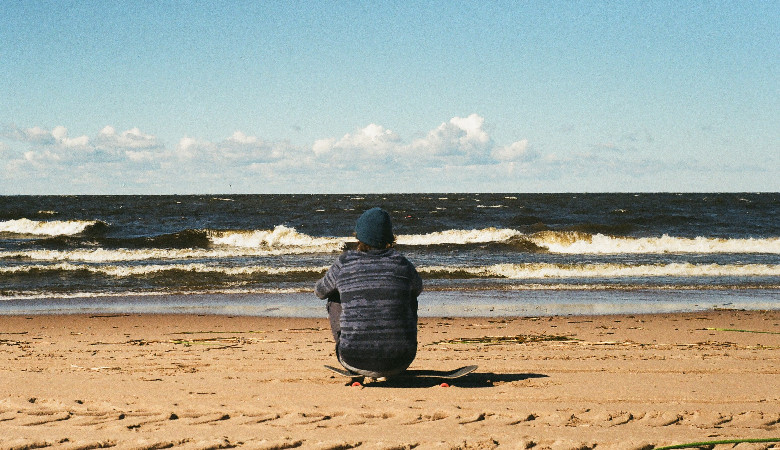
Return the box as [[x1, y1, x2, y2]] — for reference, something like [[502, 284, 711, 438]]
[[355, 207, 393, 248]]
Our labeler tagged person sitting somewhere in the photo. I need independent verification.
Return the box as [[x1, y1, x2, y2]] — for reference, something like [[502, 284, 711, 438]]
[[315, 207, 422, 378]]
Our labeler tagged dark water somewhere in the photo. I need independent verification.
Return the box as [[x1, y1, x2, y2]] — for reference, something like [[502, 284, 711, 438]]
[[1, 193, 778, 315]]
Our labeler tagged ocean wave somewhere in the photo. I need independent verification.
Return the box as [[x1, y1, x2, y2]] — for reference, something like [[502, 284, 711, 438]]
[[4, 224, 780, 260], [0, 262, 328, 277], [209, 225, 347, 251], [0, 246, 342, 263], [2, 226, 346, 262], [396, 228, 522, 245], [0, 287, 313, 301], [4, 261, 778, 279], [33, 229, 211, 250], [420, 262, 780, 279], [400, 228, 780, 254], [0, 218, 108, 237], [535, 232, 780, 254]]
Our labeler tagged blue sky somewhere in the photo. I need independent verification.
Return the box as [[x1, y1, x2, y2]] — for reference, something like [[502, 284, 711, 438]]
[[1, 1, 777, 194]]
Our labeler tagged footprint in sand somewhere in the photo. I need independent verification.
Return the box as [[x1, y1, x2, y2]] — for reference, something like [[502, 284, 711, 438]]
[[685, 410, 733, 428], [729, 410, 780, 428], [458, 412, 491, 424], [18, 410, 73, 426], [506, 413, 538, 425], [639, 411, 683, 427], [586, 411, 634, 426], [271, 411, 338, 427], [347, 411, 394, 425], [238, 412, 282, 424], [112, 412, 171, 431], [191, 413, 231, 425], [402, 411, 448, 425]]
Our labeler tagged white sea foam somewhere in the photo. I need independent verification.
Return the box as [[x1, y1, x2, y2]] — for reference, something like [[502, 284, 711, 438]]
[[396, 228, 523, 246], [0, 225, 346, 262], [0, 218, 102, 236], [0, 262, 328, 277], [1, 245, 337, 263], [209, 225, 347, 251], [0, 287, 313, 301], [3, 224, 779, 264], [535, 233, 780, 254], [421, 262, 780, 279], [398, 228, 780, 254], [6, 260, 778, 279]]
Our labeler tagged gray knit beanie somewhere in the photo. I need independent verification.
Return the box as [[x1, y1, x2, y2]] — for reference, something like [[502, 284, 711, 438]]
[[355, 207, 393, 249]]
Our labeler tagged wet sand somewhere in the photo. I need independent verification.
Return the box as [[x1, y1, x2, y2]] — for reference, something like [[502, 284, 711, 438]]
[[0, 310, 778, 449]]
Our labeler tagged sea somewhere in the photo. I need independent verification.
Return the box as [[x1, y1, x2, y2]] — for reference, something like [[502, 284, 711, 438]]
[[1, 193, 778, 317]]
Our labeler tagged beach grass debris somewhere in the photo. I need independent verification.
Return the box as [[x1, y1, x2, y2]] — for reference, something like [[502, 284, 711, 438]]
[[430, 334, 574, 346], [654, 437, 780, 450], [168, 336, 285, 347], [169, 337, 245, 347], [705, 327, 780, 335], [168, 330, 268, 335]]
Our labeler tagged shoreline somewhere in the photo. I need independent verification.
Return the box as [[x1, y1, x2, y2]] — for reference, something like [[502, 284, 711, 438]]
[[2, 288, 778, 318], [1, 310, 778, 448]]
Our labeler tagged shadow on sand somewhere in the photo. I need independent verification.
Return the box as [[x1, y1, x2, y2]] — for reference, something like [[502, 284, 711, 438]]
[[361, 371, 548, 388]]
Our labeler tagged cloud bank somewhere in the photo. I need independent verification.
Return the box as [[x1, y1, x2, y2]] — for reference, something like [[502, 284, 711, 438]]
[[0, 114, 770, 193], [1, 114, 541, 193]]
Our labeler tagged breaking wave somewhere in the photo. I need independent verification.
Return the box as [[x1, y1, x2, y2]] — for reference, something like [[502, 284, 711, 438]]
[[399, 228, 780, 254], [533, 232, 780, 254], [3, 225, 780, 264], [420, 262, 780, 279], [0, 262, 327, 277], [0, 218, 108, 237], [4, 261, 778, 280], [209, 225, 347, 251]]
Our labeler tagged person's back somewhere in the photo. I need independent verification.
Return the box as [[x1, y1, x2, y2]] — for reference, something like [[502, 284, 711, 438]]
[[315, 208, 422, 377]]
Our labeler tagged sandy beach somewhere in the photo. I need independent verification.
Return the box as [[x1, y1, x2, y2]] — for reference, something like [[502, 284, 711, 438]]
[[1, 310, 778, 449]]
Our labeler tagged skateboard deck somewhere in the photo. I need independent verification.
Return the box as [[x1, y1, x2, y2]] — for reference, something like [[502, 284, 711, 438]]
[[325, 364, 477, 379]]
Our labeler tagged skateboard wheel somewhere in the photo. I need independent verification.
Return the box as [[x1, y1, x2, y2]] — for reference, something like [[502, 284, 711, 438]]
[[351, 381, 362, 387], [440, 382, 450, 387]]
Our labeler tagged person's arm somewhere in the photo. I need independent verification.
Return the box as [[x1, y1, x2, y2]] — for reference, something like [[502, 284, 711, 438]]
[[410, 266, 423, 298], [315, 260, 342, 300]]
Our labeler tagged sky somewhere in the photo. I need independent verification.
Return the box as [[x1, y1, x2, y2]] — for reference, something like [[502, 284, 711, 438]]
[[1, 1, 777, 194]]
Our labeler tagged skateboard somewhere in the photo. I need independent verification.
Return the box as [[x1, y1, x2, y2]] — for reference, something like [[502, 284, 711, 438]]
[[325, 364, 478, 380]]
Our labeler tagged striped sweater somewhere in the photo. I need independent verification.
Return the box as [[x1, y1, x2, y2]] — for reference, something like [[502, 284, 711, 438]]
[[315, 248, 423, 373]]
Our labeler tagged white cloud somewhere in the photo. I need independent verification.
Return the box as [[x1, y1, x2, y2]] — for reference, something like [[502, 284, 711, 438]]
[[492, 139, 536, 162], [24, 126, 56, 143], [312, 138, 337, 156], [125, 150, 156, 162], [338, 124, 400, 150], [310, 114, 502, 172], [227, 130, 258, 145], [222, 131, 286, 162], [51, 126, 90, 148], [4, 124, 160, 155], [313, 124, 400, 159], [96, 126, 161, 150], [2, 125, 62, 145], [1, 115, 554, 193], [174, 132, 291, 165], [409, 113, 492, 162], [176, 136, 210, 160], [50, 126, 67, 141]]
